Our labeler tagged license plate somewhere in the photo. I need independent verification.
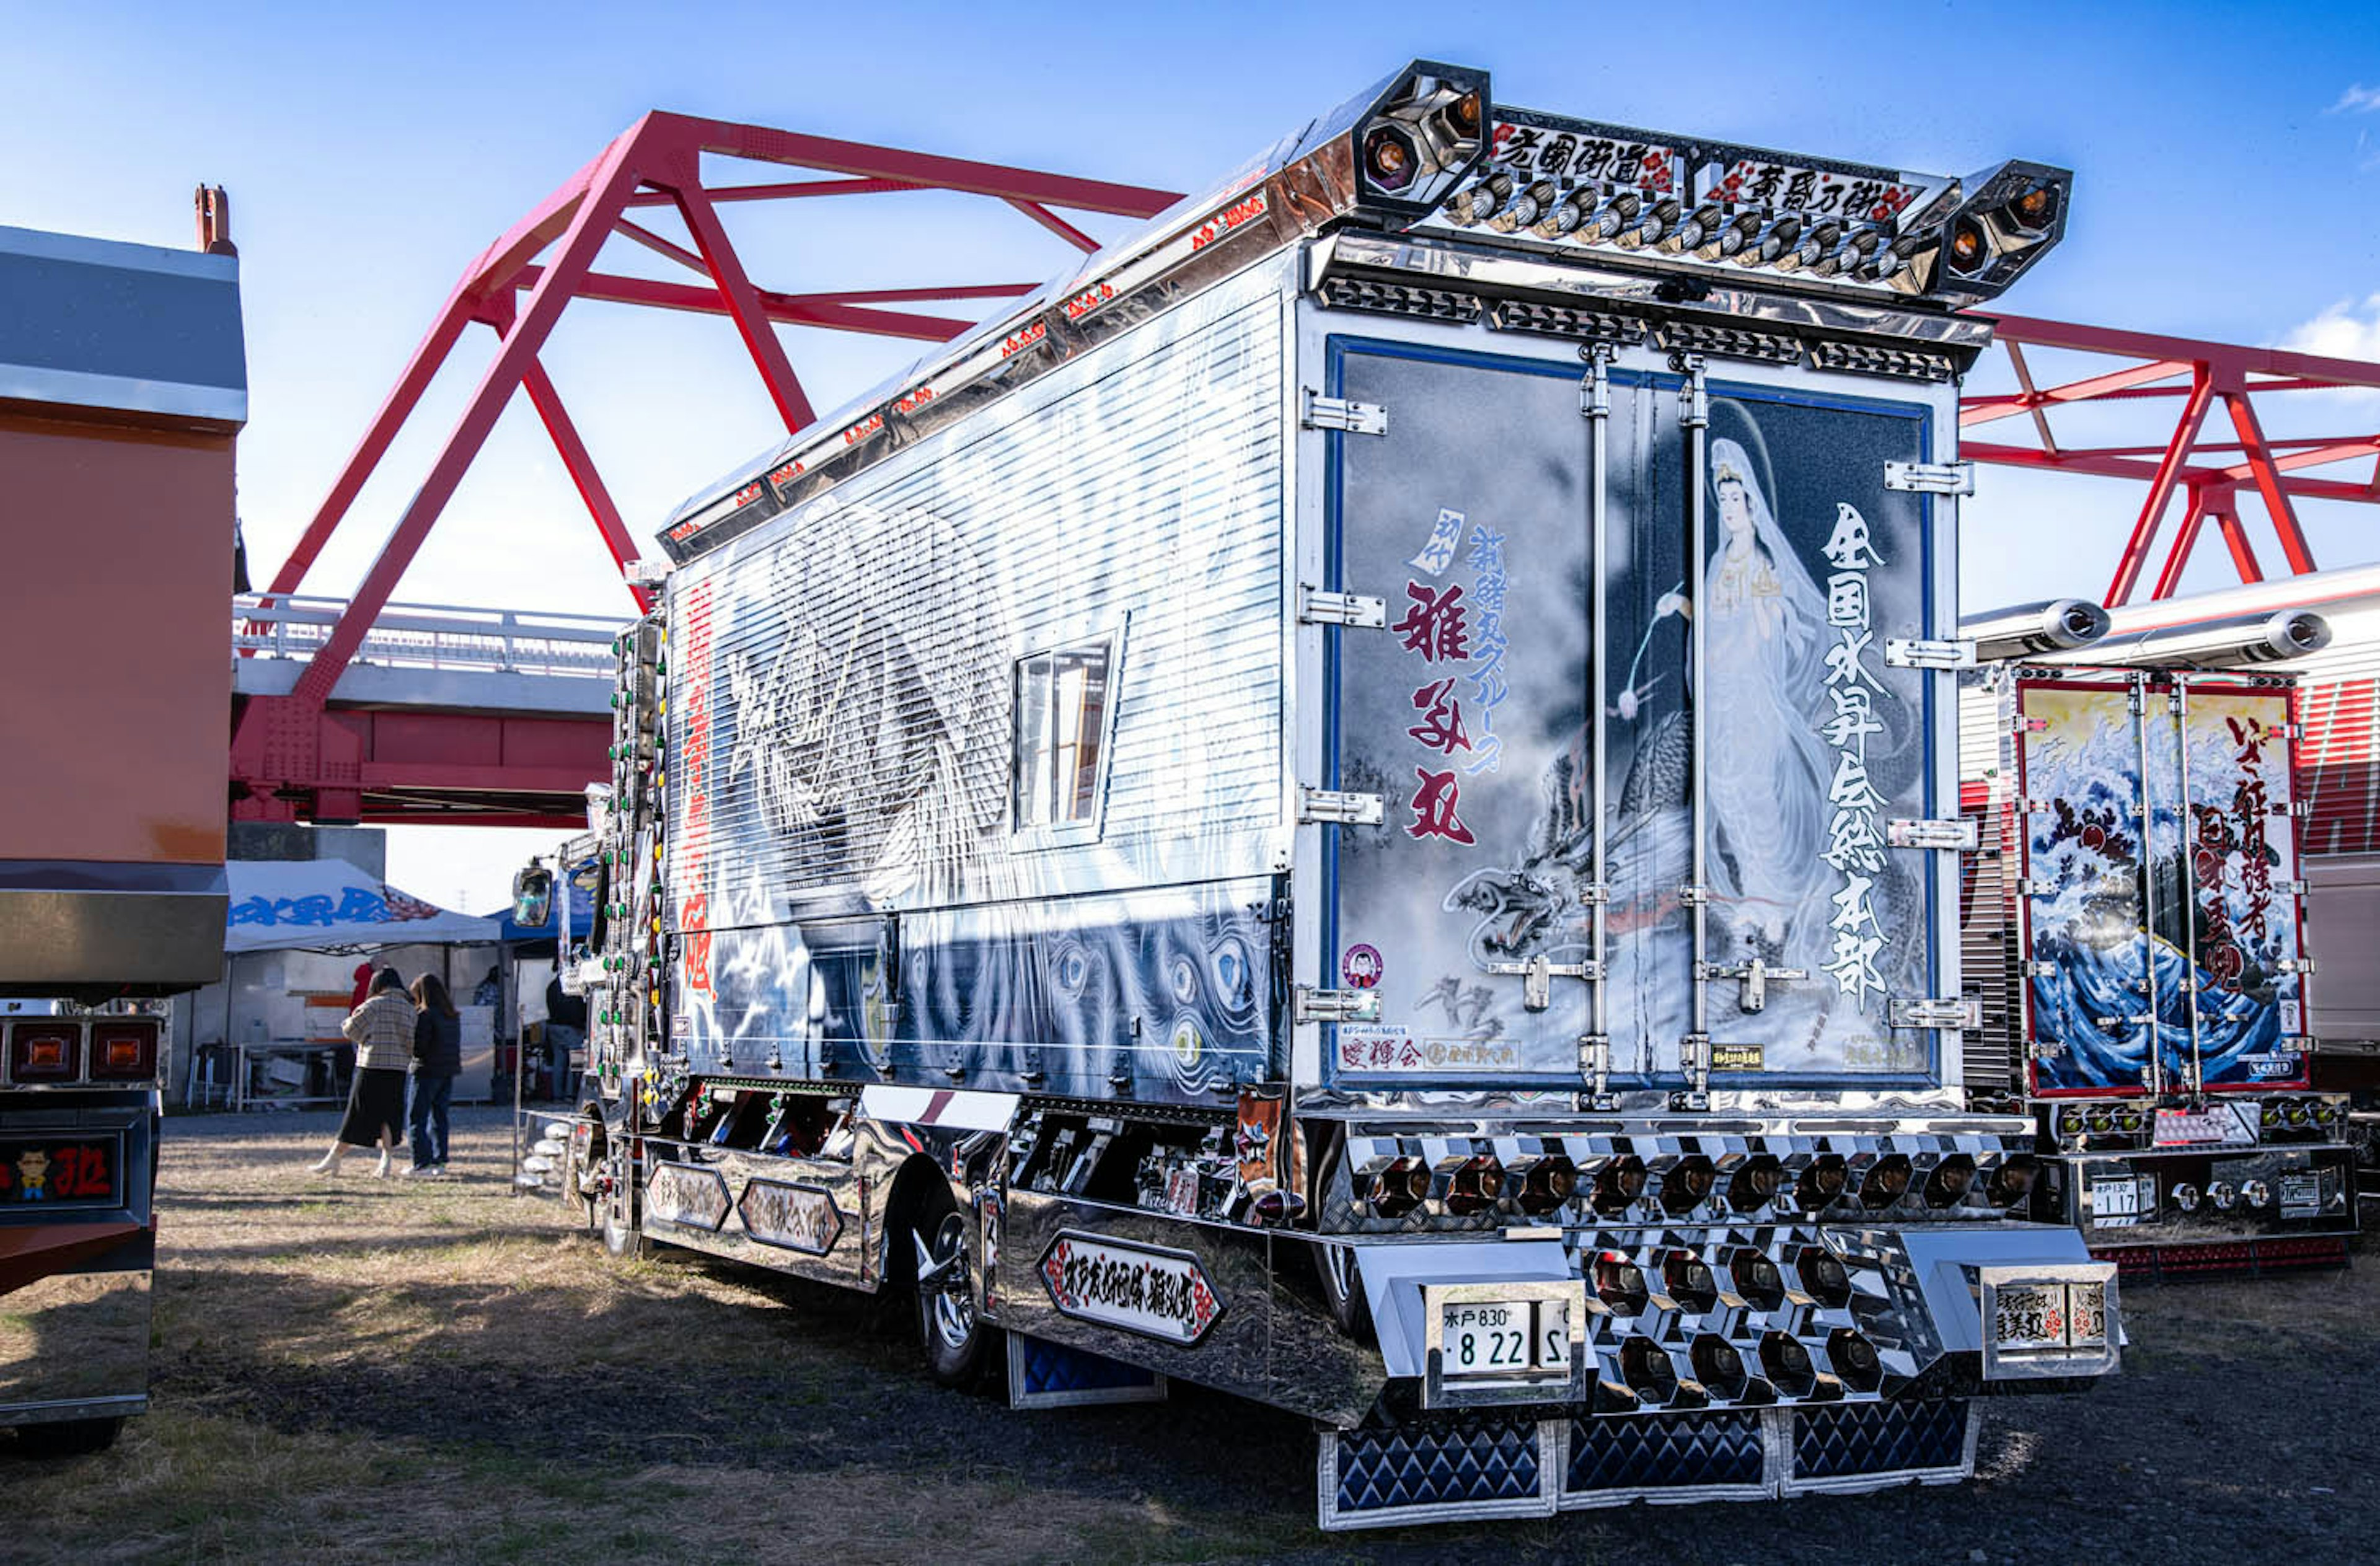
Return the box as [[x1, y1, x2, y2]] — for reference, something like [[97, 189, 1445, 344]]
[[2280, 1171, 2321, 1218], [1442, 1299, 1569, 1376], [2089, 1176, 2143, 1225]]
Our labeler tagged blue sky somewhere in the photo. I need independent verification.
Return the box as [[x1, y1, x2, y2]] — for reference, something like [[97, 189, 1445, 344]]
[[9, 1, 2377, 902]]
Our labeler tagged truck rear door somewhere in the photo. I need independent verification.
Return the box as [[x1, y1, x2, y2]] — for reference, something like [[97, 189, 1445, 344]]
[[2017, 675, 2310, 1094], [1320, 328, 1954, 1091]]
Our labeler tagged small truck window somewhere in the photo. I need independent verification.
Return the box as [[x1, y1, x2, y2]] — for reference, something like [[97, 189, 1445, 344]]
[[1013, 643, 1112, 832]]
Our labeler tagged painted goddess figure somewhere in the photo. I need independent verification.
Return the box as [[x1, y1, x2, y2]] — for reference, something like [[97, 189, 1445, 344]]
[[1654, 436, 1836, 964]]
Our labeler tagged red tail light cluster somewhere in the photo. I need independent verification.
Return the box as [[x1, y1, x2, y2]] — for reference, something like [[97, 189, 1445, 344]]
[[7, 1022, 81, 1083], [4, 1018, 160, 1086], [90, 1020, 161, 1081]]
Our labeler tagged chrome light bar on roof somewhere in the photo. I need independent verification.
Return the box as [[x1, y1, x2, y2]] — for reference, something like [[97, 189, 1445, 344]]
[[656, 58, 2068, 564], [1421, 107, 2068, 310]]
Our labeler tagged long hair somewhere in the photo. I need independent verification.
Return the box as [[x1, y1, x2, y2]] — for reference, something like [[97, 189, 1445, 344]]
[[370, 966, 406, 996], [411, 972, 458, 1018]]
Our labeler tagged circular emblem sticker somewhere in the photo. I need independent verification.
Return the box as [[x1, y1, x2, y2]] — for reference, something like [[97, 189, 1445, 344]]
[[1341, 943, 1383, 989]]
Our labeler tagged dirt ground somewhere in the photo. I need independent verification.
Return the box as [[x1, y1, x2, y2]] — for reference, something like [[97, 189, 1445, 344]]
[[7, 1109, 2377, 1564]]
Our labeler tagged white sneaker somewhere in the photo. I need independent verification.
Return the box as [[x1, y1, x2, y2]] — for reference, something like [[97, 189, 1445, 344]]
[[374, 1153, 393, 1179], [308, 1152, 342, 1175], [402, 1163, 434, 1178]]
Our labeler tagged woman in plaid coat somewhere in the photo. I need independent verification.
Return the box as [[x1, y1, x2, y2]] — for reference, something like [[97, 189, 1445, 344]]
[[311, 967, 413, 1177]]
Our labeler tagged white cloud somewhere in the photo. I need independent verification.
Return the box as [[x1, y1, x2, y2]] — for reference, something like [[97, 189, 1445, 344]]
[[2283, 294, 2380, 361], [2332, 83, 2380, 114]]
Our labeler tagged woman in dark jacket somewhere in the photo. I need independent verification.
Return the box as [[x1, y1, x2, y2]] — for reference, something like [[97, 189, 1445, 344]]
[[314, 967, 412, 1177], [408, 973, 463, 1178]]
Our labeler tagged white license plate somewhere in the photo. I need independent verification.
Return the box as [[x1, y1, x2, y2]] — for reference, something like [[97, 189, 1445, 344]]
[[1442, 1299, 1569, 1376], [2090, 1177, 2141, 1220]]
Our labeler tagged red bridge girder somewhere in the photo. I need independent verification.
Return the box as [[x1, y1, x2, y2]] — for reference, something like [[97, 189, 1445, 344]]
[[1964, 314, 2380, 604], [232, 110, 1180, 827]]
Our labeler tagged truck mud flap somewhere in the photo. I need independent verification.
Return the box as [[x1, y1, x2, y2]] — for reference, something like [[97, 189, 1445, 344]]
[[1318, 1407, 1556, 1529], [1317, 1401, 1975, 1528], [1005, 1332, 1167, 1409]]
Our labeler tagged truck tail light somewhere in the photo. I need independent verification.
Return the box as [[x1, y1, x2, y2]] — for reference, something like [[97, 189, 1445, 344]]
[[1921, 1153, 1977, 1208], [1442, 1153, 1505, 1216], [1726, 1155, 1784, 1213], [1827, 1328, 1884, 1392], [1590, 1154, 1646, 1215], [1796, 1153, 1849, 1210], [1514, 1155, 1577, 1215], [1729, 1248, 1786, 1310], [1985, 1153, 2039, 1209], [1759, 1331, 1816, 1396], [1858, 1154, 1912, 1208], [1659, 1248, 1718, 1312], [1691, 1334, 1748, 1399], [89, 1020, 159, 1081], [1795, 1244, 1853, 1308], [1364, 1156, 1429, 1220], [1618, 1335, 1678, 1403], [1592, 1251, 1649, 1313], [1658, 1155, 1716, 1215], [8, 1021, 81, 1083]]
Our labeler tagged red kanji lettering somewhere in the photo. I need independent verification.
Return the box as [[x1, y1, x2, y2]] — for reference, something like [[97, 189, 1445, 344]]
[[1392, 581, 1470, 663], [1408, 767, 1476, 844], [1406, 679, 1472, 754]]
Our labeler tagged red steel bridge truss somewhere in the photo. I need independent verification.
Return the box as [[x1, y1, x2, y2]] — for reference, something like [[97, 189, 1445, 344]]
[[234, 113, 2380, 827], [232, 111, 1178, 828]]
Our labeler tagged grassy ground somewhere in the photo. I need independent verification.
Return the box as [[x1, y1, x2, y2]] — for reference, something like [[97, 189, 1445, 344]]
[[7, 1111, 2377, 1564]]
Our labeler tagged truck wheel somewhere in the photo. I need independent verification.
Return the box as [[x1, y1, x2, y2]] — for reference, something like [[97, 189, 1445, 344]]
[[15, 1417, 123, 1458], [912, 1183, 988, 1388], [1316, 1241, 1372, 1340]]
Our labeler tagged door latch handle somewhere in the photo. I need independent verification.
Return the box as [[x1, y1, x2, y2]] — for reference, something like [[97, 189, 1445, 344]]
[[1484, 952, 1600, 1012]]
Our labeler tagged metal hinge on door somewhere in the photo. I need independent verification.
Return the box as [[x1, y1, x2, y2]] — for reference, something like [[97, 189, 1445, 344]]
[[1294, 986, 1382, 1024], [1889, 996, 1983, 1030], [1884, 460, 1977, 496], [1299, 788, 1385, 826], [1887, 817, 1980, 851], [1885, 638, 1977, 670], [1297, 585, 1388, 628], [1301, 390, 1387, 436]]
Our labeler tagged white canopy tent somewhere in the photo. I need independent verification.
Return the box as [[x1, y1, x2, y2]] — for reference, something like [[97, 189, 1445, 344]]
[[223, 859, 500, 954], [177, 861, 506, 1108]]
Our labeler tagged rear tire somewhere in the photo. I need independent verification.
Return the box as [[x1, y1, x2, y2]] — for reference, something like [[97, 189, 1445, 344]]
[[911, 1181, 989, 1388], [15, 1417, 122, 1458], [1316, 1239, 1372, 1340]]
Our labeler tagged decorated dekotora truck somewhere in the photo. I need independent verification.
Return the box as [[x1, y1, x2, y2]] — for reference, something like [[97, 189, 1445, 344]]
[[538, 61, 2122, 1528], [1959, 607, 2357, 1277]]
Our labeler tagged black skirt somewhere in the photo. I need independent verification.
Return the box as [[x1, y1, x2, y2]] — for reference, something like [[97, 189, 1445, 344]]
[[337, 1067, 408, 1147]]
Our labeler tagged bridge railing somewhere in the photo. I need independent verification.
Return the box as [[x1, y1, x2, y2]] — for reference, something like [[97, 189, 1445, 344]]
[[232, 594, 624, 681]]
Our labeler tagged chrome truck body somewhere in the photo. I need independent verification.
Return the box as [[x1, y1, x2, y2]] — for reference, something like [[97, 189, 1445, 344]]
[[539, 62, 2118, 1528], [1958, 615, 2359, 1278]]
